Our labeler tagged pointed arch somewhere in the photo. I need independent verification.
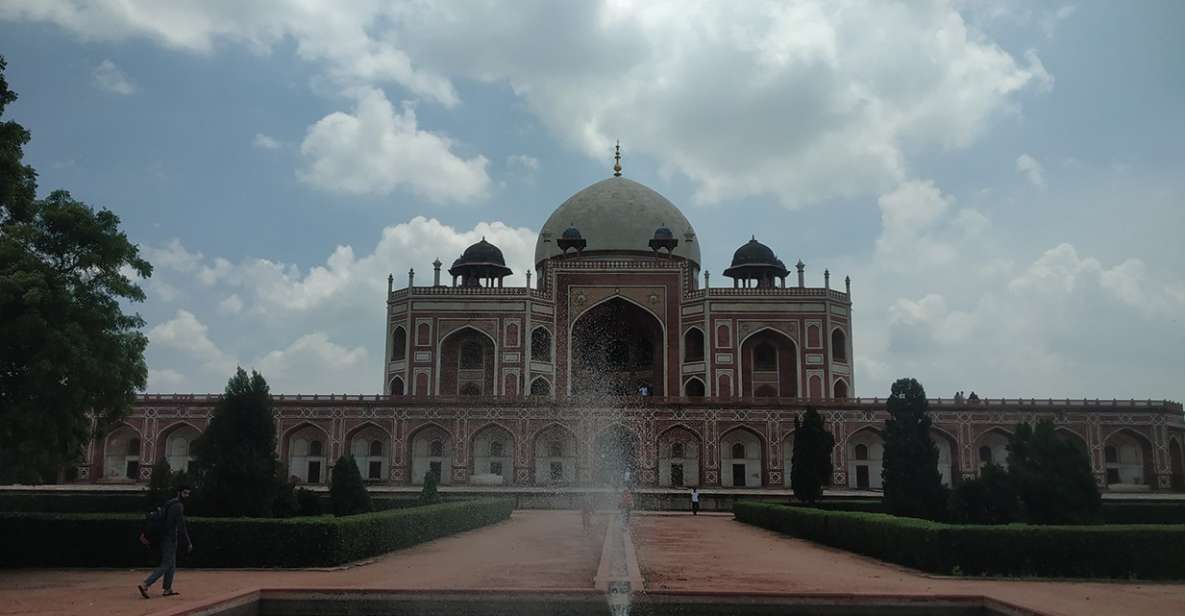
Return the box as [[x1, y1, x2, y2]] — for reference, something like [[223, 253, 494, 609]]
[[929, 426, 959, 487], [845, 426, 884, 490], [531, 422, 578, 485], [737, 326, 800, 399], [155, 421, 202, 473], [569, 295, 667, 397], [682, 326, 705, 363], [530, 326, 553, 362], [720, 426, 766, 488], [974, 427, 1013, 470], [407, 422, 454, 485], [389, 375, 406, 396], [102, 423, 143, 481], [347, 421, 392, 481], [831, 327, 848, 362], [832, 378, 849, 399], [683, 376, 706, 398], [1102, 427, 1155, 489], [529, 376, 552, 397], [391, 325, 407, 361], [436, 325, 498, 397], [657, 423, 703, 487], [470, 421, 516, 485], [283, 422, 331, 484]]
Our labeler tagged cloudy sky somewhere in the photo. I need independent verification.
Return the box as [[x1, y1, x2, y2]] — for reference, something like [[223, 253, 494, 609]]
[[2, 1, 1182, 399]]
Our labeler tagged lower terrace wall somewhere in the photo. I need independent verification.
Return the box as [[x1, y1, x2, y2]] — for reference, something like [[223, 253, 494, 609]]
[[84, 396, 1185, 491]]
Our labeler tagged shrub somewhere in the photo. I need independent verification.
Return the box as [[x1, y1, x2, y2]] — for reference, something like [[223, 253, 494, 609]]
[[272, 480, 300, 518], [329, 455, 372, 517], [296, 488, 322, 516], [0, 498, 513, 568], [1008, 420, 1100, 524], [145, 459, 174, 508], [883, 378, 947, 520], [735, 501, 1185, 580], [420, 471, 440, 505], [188, 368, 279, 517], [790, 407, 834, 505], [948, 463, 1016, 524]]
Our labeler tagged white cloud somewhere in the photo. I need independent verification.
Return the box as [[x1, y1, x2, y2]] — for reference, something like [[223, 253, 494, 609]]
[[874, 180, 984, 271], [1016, 153, 1046, 188], [252, 333, 370, 393], [217, 294, 243, 315], [92, 59, 135, 95], [252, 133, 281, 150], [147, 368, 187, 391], [147, 310, 236, 375], [507, 154, 539, 173], [6, 1, 1051, 208], [299, 88, 490, 202]]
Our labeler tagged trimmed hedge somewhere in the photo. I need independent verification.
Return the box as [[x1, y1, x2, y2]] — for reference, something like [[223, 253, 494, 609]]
[[0, 492, 422, 515], [0, 498, 513, 568], [735, 501, 1185, 580]]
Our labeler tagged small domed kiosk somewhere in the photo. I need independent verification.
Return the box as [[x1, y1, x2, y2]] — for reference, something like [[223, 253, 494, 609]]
[[723, 237, 789, 288], [448, 238, 513, 288]]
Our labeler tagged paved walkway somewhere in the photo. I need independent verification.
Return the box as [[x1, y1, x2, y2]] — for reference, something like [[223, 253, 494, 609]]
[[631, 513, 1185, 616], [2, 511, 1183, 616], [0, 511, 606, 616]]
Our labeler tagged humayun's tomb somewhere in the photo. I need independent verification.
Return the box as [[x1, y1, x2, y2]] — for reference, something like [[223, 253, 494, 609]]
[[82, 154, 1185, 493]]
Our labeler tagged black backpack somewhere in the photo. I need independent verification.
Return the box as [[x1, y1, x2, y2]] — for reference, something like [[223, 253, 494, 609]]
[[143, 500, 173, 542]]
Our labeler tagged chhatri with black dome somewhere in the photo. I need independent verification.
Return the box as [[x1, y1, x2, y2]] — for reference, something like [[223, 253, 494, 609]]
[[724, 236, 791, 289], [448, 237, 513, 288]]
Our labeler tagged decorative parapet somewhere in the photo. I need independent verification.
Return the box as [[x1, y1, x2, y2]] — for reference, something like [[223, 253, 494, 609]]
[[132, 393, 1183, 414]]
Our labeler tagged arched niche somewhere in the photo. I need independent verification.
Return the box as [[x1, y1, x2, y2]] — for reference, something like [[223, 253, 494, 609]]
[[348, 423, 391, 481], [571, 298, 664, 397], [683, 327, 705, 363], [657, 426, 701, 487], [103, 426, 142, 481], [410, 424, 453, 485], [975, 429, 1011, 471], [529, 376, 552, 397], [160, 424, 200, 474], [831, 328, 847, 362], [286, 424, 330, 484], [392, 326, 407, 361], [846, 428, 883, 490], [471, 424, 514, 485], [1103, 429, 1154, 490], [684, 377, 705, 398], [720, 428, 763, 487], [833, 379, 849, 399], [739, 329, 798, 398], [531, 327, 552, 362], [390, 375, 406, 396], [533, 425, 576, 485], [439, 327, 496, 397]]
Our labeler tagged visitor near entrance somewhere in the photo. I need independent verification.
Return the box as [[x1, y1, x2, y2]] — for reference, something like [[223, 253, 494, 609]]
[[690, 487, 700, 516], [138, 485, 193, 598]]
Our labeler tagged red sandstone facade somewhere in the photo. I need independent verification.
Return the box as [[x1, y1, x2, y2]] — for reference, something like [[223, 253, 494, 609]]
[[83, 173, 1185, 491]]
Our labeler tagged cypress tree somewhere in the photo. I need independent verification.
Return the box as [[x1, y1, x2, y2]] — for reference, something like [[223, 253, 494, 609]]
[[791, 407, 834, 505], [882, 377, 947, 520], [1008, 419, 1101, 524], [329, 454, 372, 516], [188, 368, 279, 517], [420, 470, 440, 504]]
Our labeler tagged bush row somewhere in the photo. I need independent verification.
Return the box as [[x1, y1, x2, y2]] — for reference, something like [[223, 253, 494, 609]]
[[0, 498, 514, 568], [0, 492, 422, 515], [803, 497, 1185, 524], [734, 501, 1185, 580]]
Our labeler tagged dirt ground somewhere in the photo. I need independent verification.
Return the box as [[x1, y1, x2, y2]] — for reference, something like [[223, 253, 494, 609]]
[[0, 510, 606, 616], [630, 514, 1185, 616]]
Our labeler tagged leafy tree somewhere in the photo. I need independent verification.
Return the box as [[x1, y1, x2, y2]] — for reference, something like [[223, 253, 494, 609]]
[[0, 56, 151, 483], [1008, 419, 1101, 524], [296, 487, 322, 516], [948, 463, 1016, 524], [420, 470, 440, 505], [188, 368, 279, 517], [330, 454, 372, 516], [146, 459, 174, 507], [790, 407, 834, 505], [882, 378, 947, 520]]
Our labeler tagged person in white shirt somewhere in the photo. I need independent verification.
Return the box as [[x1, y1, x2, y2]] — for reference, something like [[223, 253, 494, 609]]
[[690, 487, 700, 516]]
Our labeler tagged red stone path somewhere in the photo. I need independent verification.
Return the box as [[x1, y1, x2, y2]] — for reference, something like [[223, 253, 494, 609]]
[[1, 511, 1183, 616], [0, 511, 606, 616], [631, 513, 1185, 616]]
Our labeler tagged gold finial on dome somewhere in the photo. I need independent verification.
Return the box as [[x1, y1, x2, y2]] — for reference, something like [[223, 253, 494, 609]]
[[613, 140, 622, 177]]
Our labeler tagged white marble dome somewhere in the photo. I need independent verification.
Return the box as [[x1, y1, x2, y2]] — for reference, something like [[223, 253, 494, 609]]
[[534, 177, 700, 268]]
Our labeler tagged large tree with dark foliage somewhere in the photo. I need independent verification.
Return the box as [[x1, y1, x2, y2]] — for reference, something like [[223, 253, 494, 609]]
[[882, 378, 947, 520], [1008, 419, 1101, 524], [329, 454, 372, 516], [188, 368, 279, 517], [948, 462, 1017, 524], [790, 407, 834, 505], [0, 56, 151, 483]]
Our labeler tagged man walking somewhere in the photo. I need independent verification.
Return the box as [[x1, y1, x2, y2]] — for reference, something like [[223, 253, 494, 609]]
[[690, 487, 700, 516], [138, 484, 193, 598]]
